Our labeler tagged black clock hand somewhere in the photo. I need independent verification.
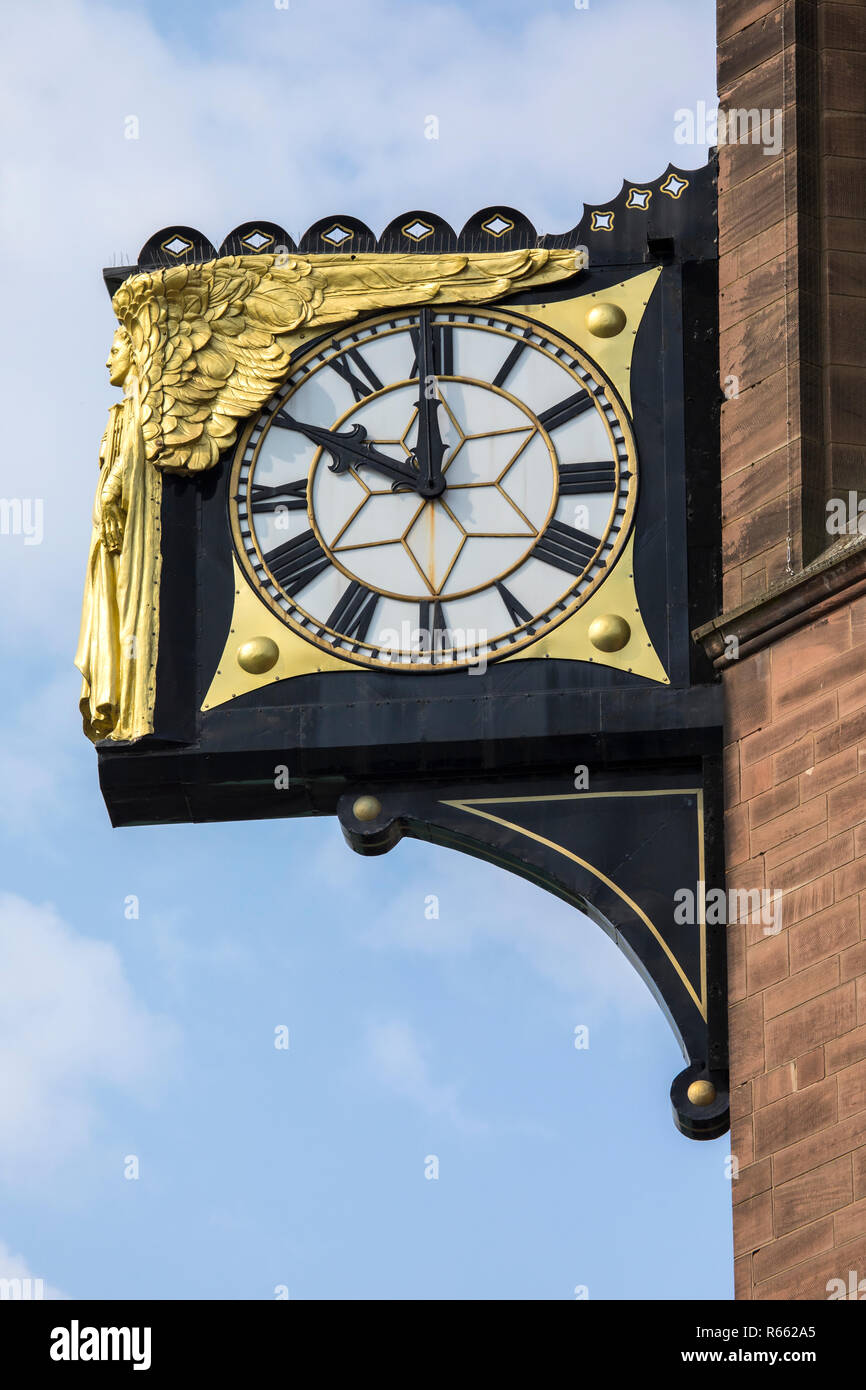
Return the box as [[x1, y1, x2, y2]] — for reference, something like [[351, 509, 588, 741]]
[[413, 308, 448, 499], [274, 410, 421, 492]]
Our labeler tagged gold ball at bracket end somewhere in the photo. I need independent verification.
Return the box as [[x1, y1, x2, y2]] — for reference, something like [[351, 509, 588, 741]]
[[585, 302, 627, 338], [236, 636, 279, 674], [687, 1080, 717, 1107], [588, 614, 631, 652], [352, 795, 382, 823]]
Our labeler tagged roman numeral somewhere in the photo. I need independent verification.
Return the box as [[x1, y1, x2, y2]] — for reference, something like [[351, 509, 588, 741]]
[[436, 321, 454, 376], [533, 520, 600, 576], [327, 580, 378, 642], [265, 528, 331, 595], [419, 598, 446, 641], [537, 390, 595, 432], [492, 333, 531, 388], [328, 346, 384, 402], [495, 581, 535, 630], [409, 321, 454, 377], [249, 478, 308, 512], [408, 328, 420, 379], [557, 461, 616, 494]]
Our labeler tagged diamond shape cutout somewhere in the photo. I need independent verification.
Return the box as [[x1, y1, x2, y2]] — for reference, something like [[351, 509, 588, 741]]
[[661, 174, 688, 199], [322, 223, 353, 247], [241, 229, 273, 251], [403, 219, 434, 242], [482, 215, 513, 238], [162, 234, 193, 257]]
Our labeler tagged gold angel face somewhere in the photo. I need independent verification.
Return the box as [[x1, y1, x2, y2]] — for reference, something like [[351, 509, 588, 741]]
[[106, 329, 132, 387]]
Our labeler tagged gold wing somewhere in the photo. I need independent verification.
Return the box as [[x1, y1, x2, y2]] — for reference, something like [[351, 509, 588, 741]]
[[112, 248, 582, 475]]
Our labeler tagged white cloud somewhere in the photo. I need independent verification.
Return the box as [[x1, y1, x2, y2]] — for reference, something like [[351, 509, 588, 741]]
[[0, 894, 178, 1183], [361, 1017, 558, 1139], [362, 1017, 484, 1132], [149, 907, 253, 997], [323, 830, 657, 1022], [0, 1240, 65, 1300], [0, 0, 715, 651], [0, 675, 90, 837]]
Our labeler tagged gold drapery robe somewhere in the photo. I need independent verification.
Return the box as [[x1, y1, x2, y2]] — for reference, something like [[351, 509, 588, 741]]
[[75, 378, 161, 742]]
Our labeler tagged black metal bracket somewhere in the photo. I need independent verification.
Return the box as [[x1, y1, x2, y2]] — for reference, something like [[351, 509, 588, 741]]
[[336, 770, 729, 1141]]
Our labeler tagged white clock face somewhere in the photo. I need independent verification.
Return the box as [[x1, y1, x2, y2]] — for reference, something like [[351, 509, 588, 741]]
[[230, 307, 637, 669]]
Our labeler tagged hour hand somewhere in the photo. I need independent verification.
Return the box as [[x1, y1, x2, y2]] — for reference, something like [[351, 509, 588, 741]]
[[414, 392, 448, 498], [274, 410, 420, 491]]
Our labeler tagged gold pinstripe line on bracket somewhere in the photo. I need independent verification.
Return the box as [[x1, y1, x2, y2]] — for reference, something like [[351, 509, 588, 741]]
[[440, 790, 707, 1018]]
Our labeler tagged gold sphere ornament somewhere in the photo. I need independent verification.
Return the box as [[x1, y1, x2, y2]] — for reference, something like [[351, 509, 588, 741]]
[[687, 1079, 717, 1107], [352, 795, 382, 823], [585, 302, 627, 338], [588, 614, 631, 652], [236, 636, 279, 674]]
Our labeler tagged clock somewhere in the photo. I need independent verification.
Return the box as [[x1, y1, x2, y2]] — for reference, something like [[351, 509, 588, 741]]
[[92, 172, 729, 1138], [230, 306, 636, 670]]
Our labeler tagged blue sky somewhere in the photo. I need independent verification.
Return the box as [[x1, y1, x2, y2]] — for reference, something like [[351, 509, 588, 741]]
[[0, 0, 731, 1298]]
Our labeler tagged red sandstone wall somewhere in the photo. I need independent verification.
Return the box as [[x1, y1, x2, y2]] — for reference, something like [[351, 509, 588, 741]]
[[726, 596, 866, 1297], [719, 0, 866, 1299]]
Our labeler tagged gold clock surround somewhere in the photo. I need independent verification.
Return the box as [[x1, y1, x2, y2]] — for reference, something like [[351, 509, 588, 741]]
[[205, 265, 667, 709], [227, 305, 639, 672]]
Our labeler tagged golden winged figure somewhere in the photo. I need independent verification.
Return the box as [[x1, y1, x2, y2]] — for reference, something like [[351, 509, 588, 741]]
[[76, 247, 583, 743]]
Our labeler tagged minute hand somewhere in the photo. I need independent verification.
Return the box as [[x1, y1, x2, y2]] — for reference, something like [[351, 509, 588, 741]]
[[274, 410, 421, 492], [414, 308, 448, 498]]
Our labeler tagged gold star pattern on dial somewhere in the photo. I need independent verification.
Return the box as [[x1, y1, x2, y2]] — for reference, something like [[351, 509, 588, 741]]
[[319, 380, 556, 598]]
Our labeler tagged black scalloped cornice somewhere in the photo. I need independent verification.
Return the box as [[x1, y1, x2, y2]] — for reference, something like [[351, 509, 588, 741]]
[[103, 160, 716, 295]]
